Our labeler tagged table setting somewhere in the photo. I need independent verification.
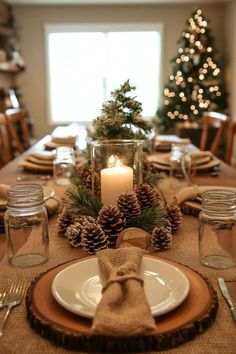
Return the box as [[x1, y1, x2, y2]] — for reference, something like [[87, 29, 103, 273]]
[[0, 141, 236, 353], [0, 83, 236, 353], [147, 149, 221, 174]]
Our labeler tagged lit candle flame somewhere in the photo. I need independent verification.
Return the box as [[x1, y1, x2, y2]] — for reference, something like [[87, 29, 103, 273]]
[[108, 155, 122, 168]]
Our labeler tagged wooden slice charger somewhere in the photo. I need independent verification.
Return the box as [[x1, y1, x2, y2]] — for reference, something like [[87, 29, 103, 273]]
[[26, 256, 218, 353]]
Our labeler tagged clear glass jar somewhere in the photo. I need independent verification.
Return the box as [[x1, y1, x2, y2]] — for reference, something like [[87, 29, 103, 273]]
[[4, 184, 49, 267], [170, 143, 191, 189], [90, 140, 143, 206], [198, 189, 236, 269], [53, 146, 75, 186]]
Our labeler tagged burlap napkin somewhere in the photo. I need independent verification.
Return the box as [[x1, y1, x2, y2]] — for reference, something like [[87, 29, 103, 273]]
[[91, 247, 156, 336], [174, 185, 200, 204], [190, 150, 213, 165]]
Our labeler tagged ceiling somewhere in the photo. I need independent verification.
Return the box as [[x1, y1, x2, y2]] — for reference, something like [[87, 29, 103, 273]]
[[5, 0, 230, 5]]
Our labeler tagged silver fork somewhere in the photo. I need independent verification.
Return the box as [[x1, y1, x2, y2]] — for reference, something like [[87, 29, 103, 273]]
[[0, 289, 6, 310], [0, 281, 26, 337]]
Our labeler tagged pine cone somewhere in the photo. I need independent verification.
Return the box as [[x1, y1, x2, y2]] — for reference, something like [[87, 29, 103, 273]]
[[166, 202, 182, 234], [117, 192, 141, 223], [82, 222, 108, 255], [65, 222, 83, 248], [75, 164, 100, 194], [135, 183, 159, 209], [97, 205, 126, 248], [151, 225, 172, 251], [73, 215, 96, 225], [57, 209, 75, 236], [75, 165, 91, 188]]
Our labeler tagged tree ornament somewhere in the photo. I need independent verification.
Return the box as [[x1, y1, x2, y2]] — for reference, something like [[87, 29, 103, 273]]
[[117, 191, 141, 223], [135, 183, 160, 209], [97, 205, 126, 248], [65, 222, 83, 248], [151, 225, 172, 251], [57, 209, 75, 236], [82, 221, 108, 255], [166, 202, 183, 233]]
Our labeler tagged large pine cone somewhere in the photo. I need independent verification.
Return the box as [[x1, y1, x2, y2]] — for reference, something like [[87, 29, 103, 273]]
[[82, 222, 108, 255], [117, 191, 141, 223], [97, 205, 126, 248], [57, 209, 75, 236], [65, 222, 83, 248], [134, 183, 159, 209], [166, 202, 182, 234], [151, 225, 172, 251]]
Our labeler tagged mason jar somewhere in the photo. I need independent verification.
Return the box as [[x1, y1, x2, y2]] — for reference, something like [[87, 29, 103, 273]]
[[4, 184, 49, 267], [198, 189, 236, 269], [170, 143, 191, 189], [53, 146, 75, 186]]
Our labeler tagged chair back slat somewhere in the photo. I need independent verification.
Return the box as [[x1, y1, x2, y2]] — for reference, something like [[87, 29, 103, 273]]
[[4, 108, 31, 155], [225, 120, 236, 165], [0, 113, 12, 166], [200, 111, 228, 155]]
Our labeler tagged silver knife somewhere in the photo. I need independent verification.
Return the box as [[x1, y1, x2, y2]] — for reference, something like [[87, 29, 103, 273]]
[[218, 277, 236, 323]]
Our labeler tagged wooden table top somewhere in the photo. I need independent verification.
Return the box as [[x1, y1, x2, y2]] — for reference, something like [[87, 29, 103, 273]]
[[0, 136, 236, 354]]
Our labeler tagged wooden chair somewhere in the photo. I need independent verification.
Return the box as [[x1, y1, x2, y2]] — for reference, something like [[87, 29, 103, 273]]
[[0, 113, 12, 166], [225, 120, 236, 165], [200, 111, 229, 155], [4, 108, 31, 155]]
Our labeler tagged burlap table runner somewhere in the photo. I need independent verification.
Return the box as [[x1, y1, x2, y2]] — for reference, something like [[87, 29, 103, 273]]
[[0, 179, 236, 353]]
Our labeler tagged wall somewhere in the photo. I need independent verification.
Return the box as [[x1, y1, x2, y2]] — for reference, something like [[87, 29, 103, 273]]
[[225, 0, 236, 164], [13, 3, 227, 139]]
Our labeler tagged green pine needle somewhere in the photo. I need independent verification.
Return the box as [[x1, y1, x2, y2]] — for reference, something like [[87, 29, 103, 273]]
[[127, 206, 168, 233], [61, 184, 103, 218]]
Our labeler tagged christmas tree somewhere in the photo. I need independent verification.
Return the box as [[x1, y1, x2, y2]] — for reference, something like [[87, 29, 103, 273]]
[[91, 80, 153, 140], [155, 8, 227, 133]]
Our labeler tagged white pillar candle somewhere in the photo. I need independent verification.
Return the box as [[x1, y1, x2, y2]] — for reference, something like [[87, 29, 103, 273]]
[[101, 156, 133, 206]]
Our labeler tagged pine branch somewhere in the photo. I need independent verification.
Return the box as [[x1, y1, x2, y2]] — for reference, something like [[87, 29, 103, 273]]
[[127, 206, 168, 233], [143, 169, 163, 187], [61, 185, 103, 218]]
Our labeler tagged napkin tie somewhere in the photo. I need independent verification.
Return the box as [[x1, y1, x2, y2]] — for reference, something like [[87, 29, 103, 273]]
[[91, 247, 156, 336]]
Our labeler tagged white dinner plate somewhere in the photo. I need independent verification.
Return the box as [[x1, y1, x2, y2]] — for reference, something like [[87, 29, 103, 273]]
[[52, 256, 190, 319]]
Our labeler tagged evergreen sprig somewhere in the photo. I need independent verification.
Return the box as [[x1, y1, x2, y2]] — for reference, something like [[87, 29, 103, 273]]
[[61, 184, 103, 219], [128, 206, 167, 233]]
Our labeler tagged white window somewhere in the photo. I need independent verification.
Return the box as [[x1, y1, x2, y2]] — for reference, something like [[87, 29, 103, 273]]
[[45, 23, 163, 125]]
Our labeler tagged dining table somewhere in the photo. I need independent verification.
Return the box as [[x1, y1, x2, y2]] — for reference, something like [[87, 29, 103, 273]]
[[0, 134, 236, 354]]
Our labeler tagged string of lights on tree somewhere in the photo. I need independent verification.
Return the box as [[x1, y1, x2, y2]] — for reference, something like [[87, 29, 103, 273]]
[[156, 8, 227, 132]]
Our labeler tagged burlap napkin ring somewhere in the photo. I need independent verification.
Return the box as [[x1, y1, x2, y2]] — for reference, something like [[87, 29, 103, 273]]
[[91, 247, 156, 336]]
